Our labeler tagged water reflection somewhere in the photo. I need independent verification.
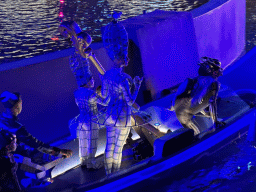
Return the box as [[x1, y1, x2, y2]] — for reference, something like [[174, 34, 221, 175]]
[[246, 0, 256, 52], [0, 0, 208, 64]]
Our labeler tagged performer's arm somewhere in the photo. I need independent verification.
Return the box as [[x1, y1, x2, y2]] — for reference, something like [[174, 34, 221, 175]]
[[95, 93, 110, 106], [122, 77, 142, 106], [15, 126, 61, 156], [101, 78, 109, 99], [191, 85, 208, 107], [209, 81, 221, 125]]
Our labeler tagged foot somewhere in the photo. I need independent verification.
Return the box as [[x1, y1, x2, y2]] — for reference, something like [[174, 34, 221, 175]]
[[197, 127, 216, 139], [100, 174, 112, 182], [80, 157, 87, 167], [87, 160, 104, 170]]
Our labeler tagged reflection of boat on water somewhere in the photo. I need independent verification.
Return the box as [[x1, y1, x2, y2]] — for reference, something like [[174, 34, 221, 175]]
[[24, 84, 256, 192]]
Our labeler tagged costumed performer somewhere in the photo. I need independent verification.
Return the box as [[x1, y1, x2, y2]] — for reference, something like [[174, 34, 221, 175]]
[[0, 91, 72, 158], [74, 31, 110, 168], [0, 129, 21, 192], [100, 12, 148, 176], [170, 57, 225, 138]]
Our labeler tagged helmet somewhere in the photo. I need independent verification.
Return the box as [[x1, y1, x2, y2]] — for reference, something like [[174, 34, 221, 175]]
[[198, 57, 222, 75], [58, 20, 82, 39], [77, 31, 92, 51]]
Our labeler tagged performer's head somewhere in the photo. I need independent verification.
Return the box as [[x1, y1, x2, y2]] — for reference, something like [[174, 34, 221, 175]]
[[58, 20, 81, 39], [198, 57, 223, 79], [0, 91, 22, 116], [77, 32, 92, 50], [103, 12, 129, 68], [59, 21, 82, 49], [0, 129, 17, 152]]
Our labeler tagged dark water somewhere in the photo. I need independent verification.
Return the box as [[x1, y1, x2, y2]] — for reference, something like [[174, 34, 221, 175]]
[[165, 135, 256, 192], [0, 0, 209, 64], [1, 1, 256, 190], [246, 0, 256, 52]]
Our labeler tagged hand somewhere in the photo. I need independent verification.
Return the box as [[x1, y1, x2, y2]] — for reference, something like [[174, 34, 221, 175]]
[[60, 149, 73, 158], [83, 47, 93, 58], [133, 76, 143, 87]]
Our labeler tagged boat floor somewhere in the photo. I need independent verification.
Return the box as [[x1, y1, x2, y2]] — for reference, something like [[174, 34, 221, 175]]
[[25, 85, 255, 192], [26, 141, 141, 192]]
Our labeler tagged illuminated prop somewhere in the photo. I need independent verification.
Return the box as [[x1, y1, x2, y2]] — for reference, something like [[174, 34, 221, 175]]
[[172, 57, 225, 137], [59, 21, 105, 76], [77, 32, 105, 75], [58, 20, 82, 39]]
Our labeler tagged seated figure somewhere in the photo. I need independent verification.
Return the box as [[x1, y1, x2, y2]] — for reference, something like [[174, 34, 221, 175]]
[[0, 91, 72, 158], [171, 57, 225, 137], [0, 129, 21, 192]]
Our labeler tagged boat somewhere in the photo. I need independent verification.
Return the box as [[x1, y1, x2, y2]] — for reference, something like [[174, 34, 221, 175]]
[[22, 81, 256, 192]]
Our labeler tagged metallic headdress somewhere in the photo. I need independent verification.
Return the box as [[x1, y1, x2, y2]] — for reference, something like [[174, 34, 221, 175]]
[[103, 12, 129, 62], [198, 57, 222, 75]]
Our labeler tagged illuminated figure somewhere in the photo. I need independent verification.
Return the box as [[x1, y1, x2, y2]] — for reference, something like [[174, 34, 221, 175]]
[[101, 12, 145, 176], [74, 75, 110, 168], [0, 91, 72, 158], [0, 129, 21, 192], [172, 57, 225, 137], [59, 22, 107, 167], [101, 59, 143, 175], [74, 32, 110, 168]]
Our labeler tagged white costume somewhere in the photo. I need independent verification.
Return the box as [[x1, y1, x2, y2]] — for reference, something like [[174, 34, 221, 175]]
[[101, 68, 142, 174], [75, 87, 109, 168]]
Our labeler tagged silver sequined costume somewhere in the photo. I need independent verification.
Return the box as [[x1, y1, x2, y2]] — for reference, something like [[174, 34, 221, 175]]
[[174, 76, 220, 135], [173, 57, 223, 136]]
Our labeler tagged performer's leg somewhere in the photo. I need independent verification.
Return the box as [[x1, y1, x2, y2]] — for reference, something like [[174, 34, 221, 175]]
[[181, 121, 200, 135], [112, 127, 130, 172], [104, 126, 116, 175], [174, 97, 200, 135], [87, 122, 99, 168], [78, 124, 88, 166]]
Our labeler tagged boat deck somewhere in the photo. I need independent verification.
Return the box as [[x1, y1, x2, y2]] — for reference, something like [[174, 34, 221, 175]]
[[25, 85, 255, 192]]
